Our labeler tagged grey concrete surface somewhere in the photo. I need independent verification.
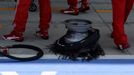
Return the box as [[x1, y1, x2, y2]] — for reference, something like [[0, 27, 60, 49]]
[[0, 0, 134, 59]]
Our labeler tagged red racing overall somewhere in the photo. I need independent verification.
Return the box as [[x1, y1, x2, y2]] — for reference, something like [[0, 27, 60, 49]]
[[61, 0, 89, 15], [67, 0, 88, 7], [112, 0, 134, 49], [3, 0, 51, 41]]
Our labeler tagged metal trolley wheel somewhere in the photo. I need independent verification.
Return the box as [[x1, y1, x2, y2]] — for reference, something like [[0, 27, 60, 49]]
[[0, 44, 44, 61]]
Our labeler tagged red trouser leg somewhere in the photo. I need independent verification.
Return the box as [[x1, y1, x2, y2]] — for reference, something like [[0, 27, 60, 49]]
[[124, 0, 134, 23], [38, 0, 51, 32], [67, 0, 77, 7], [13, 0, 31, 33], [112, 0, 134, 48]]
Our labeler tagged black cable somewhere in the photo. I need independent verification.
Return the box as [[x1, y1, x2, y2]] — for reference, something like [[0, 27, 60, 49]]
[[0, 44, 44, 61]]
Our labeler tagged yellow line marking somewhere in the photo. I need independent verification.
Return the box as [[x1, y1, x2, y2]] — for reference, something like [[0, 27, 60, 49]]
[[95, 10, 112, 13], [0, 8, 15, 11], [0, 24, 2, 29], [52, 6, 113, 13], [52, 7, 64, 13], [0, 7, 112, 13]]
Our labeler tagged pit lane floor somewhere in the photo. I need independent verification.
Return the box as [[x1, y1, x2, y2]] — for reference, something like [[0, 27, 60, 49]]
[[1, 0, 134, 75], [0, 0, 134, 60]]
